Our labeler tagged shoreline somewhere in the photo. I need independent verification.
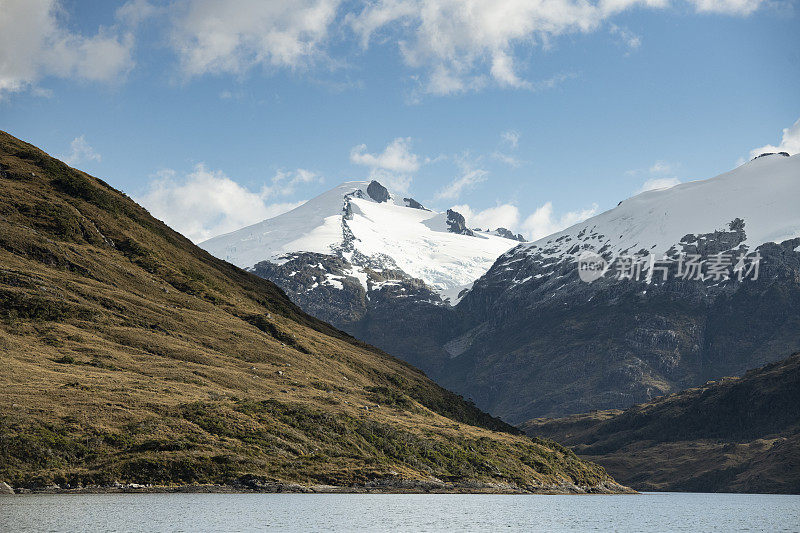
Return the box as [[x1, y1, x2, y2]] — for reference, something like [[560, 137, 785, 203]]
[[2, 480, 637, 496]]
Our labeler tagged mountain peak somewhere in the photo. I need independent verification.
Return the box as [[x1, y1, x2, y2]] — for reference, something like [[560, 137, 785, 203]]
[[366, 180, 390, 202], [201, 180, 523, 293], [513, 152, 800, 261]]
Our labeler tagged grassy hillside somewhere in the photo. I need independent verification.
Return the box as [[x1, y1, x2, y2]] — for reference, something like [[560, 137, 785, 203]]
[[0, 130, 625, 492], [523, 353, 800, 493]]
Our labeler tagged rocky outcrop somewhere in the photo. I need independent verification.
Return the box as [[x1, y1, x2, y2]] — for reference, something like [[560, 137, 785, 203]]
[[752, 151, 790, 160], [251, 253, 369, 325], [495, 227, 526, 242], [367, 180, 390, 203], [403, 197, 428, 210], [446, 209, 474, 236], [0, 482, 14, 494], [250, 252, 458, 375]]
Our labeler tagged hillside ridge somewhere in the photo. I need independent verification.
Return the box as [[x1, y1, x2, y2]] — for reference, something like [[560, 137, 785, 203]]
[[523, 352, 800, 493], [0, 130, 626, 493]]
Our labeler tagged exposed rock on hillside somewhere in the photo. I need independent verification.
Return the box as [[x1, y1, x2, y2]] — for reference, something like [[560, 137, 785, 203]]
[[403, 197, 427, 210], [367, 180, 390, 202], [446, 209, 475, 236]]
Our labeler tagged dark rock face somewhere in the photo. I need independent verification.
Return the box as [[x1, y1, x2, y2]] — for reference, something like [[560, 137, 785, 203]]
[[403, 197, 428, 210], [495, 227, 526, 242], [753, 152, 791, 160], [367, 180, 390, 203], [446, 209, 474, 236], [437, 228, 800, 423], [250, 252, 458, 375], [252, 253, 368, 325]]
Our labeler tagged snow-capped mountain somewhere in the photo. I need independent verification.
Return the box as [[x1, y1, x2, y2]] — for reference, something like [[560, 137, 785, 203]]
[[201, 180, 522, 300], [439, 152, 800, 422], [499, 151, 799, 272], [200, 180, 523, 375], [203, 154, 800, 426]]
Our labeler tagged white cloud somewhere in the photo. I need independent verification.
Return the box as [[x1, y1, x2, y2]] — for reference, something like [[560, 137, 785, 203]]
[[115, 0, 160, 27], [626, 159, 674, 176], [494, 130, 525, 166], [350, 137, 419, 172], [0, 0, 134, 98], [648, 160, 672, 174], [451, 200, 598, 240], [451, 203, 521, 231], [626, 160, 681, 193], [266, 168, 323, 196], [171, 0, 341, 77], [636, 177, 681, 193], [749, 117, 800, 159], [137, 164, 308, 242], [350, 137, 420, 192], [433, 152, 492, 200], [521, 201, 599, 241], [2, 0, 766, 98], [690, 0, 763, 14], [610, 24, 641, 52], [348, 0, 761, 95], [435, 168, 488, 200], [62, 136, 102, 166], [490, 50, 530, 89], [350, 0, 600, 94], [501, 130, 520, 149], [491, 152, 523, 168]]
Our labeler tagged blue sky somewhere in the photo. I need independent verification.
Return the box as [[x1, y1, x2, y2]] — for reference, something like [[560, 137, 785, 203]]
[[1, 0, 798, 242]]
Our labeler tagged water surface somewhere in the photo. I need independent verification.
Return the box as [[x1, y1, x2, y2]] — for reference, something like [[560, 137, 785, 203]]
[[2, 492, 798, 532]]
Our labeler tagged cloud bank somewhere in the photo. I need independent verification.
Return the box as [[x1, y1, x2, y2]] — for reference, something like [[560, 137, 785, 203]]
[[453, 201, 598, 241], [0, 0, 134, 97], [137, 164, 309, 242], [0, 0, 767, 99], [347, 0, 761, 95], [171, 0, 341, 77]]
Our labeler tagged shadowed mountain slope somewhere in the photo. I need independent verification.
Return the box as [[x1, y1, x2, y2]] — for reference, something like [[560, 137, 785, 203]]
[[434, 153, 800, 422], [523, 352, 800, 493], [201, 154, 800, 426]]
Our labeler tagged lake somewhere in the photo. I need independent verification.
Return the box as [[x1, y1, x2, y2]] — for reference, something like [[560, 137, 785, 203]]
[[1, 492, 798, 532]]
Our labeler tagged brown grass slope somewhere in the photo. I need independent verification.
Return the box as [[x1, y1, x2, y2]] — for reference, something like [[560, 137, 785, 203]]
[[0, 130, 624, 492], [523, 352, 800, 493]]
